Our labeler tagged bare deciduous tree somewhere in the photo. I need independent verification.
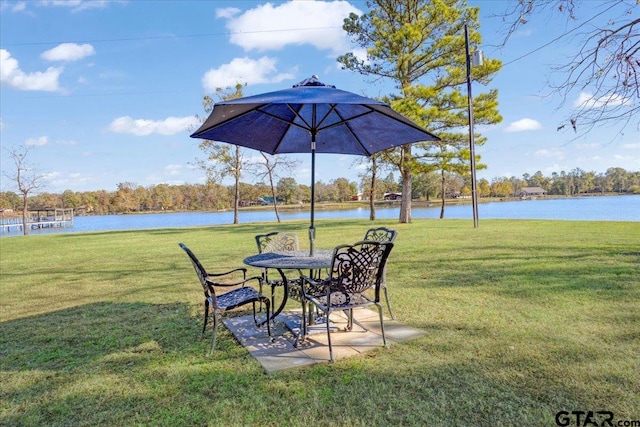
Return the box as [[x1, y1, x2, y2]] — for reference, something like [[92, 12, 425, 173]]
[[253, 153, 301, 223], [496, 0, 639, 135], [196, 84, 247, 224], [3, 146, 47, 235], [355, 153, 390, 220]]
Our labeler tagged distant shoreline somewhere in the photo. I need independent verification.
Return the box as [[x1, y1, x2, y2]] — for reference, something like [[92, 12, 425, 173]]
[[76, 192, 640, 216], [2, 192, 635, 219]]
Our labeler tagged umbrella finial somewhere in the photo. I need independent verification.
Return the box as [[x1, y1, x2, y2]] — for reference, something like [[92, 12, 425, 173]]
[[293, 75, 334, 88]]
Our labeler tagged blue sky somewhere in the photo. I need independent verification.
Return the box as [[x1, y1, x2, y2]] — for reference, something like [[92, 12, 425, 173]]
[[1, 0, 638, 194]]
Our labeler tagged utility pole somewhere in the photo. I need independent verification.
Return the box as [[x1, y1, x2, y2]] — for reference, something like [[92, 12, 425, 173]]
[[465, 22, 483, 228]]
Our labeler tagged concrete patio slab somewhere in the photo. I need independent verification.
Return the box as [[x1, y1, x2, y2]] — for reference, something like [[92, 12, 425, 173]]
[[222, 309, 425, 373]]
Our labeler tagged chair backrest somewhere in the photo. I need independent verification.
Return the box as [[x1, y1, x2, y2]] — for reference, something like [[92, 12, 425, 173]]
[[363, 227, 397, 243], [179, 243, 216, 303], [329, 240, 394, 300], [255, 231, 299, 253]]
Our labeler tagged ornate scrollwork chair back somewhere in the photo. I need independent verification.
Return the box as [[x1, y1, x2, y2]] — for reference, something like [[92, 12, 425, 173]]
[[254, 232, 301, 314], [255, 231, 300, 254], [363, 226, 397, 244], [300, 240, 394, 362], [363, 227, 397, 319]]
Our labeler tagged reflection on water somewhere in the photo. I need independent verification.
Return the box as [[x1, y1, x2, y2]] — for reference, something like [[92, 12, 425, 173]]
[[2, 195, 638, 236]]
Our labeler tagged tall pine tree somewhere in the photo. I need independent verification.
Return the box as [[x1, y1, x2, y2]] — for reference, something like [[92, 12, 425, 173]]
[[339, 0, 502, 222]]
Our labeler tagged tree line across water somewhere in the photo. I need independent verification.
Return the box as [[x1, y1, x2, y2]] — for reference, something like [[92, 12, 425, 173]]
[[0, 167, 638, 216]]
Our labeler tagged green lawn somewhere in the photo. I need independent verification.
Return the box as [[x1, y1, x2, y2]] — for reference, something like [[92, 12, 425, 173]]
[[1, 219, 638, 426]]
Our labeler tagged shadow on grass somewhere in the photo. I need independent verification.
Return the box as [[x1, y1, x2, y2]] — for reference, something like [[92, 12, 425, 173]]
[[2, 302, 638, 425], [395, 242, 639, 297], [0, 301, 200, 372], [0, 301, 273, 426]]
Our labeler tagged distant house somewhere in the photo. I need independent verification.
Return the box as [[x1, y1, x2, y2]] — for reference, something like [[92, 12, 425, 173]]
[[257, 196, 283, 205], [517, 187, 546, 198], [351, 193, 369, 201], [383, 192, 402, 201]]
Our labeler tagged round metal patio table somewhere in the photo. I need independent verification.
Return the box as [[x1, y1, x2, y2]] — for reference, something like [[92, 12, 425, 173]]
[[243, 250, 333, 321]]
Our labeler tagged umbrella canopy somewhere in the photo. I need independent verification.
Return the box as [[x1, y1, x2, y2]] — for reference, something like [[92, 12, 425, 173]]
[[191, 76, 440, 254]]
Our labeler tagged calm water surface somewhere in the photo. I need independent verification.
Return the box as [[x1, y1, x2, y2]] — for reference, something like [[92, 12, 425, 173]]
[[2, 195, 639, 237]]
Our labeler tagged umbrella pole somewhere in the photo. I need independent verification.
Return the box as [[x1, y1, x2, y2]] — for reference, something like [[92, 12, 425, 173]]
[[309, 135, 316, 256]]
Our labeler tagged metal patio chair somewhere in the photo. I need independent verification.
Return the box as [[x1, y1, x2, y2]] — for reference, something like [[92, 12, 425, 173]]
[[255, 231, 300, 254], [299, 240, 394, 362], [363, 227, 397, 319], [254, 231, 301, 313], [179, 243, 271, 354]]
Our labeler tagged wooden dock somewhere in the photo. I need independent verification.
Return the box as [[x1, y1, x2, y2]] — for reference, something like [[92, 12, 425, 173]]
[[1, 208, 74, 233]]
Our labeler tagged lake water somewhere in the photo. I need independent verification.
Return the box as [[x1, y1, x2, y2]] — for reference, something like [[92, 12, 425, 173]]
[[2, 195, 638, 237]]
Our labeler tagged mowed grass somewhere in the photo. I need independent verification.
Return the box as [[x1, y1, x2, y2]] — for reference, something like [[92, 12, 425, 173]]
[[1, 219, 638, 426]]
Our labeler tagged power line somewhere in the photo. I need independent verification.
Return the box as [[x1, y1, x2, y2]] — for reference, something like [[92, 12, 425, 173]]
[[1, 26, 342, 47], [501, 1, 619, 67]]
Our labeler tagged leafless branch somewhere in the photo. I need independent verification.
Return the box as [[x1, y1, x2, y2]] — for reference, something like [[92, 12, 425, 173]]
[[495, 1, 639, 136]]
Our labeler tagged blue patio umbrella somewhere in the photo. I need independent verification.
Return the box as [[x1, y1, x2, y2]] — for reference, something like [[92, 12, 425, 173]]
[[191, 76, 440, 255]]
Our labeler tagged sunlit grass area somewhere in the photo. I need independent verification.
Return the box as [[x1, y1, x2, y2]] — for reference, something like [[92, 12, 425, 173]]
[[1, 219, 638, 426]]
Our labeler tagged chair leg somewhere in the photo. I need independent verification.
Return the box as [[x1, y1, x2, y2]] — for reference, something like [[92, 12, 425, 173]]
[[299, 297, 308, 345], [326, 308, 334, 362], [209, 312, 221, 355], [258, 271, 266, 312], [383, 285, 395, 320], [252, 300, 272, 340], [377, 304, 387, 347], [264, 299, 271, 339], [201, 300, 210, 338], [270, 284, 277, 322], [346, 308, 354, 331]]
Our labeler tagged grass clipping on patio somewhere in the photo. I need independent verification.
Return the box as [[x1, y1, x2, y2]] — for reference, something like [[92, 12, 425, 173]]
[[1, 219, 638, 426]]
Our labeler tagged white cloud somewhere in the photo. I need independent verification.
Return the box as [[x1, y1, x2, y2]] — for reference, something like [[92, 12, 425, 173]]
[[613, 154, 636, 161], [41, 1, 83, 7], [25, 136, 49, 146], [44, 171, 61, 180], [514, 28, 534, 38], [622, 143, 640, 150], [202, 56, 295, 91], [40, 0, 122, 12], [219, 1, 361, 55], [534, 148, 564, 160], [57, 138, 78, 145], [575, 142, 601, 149], [0, 49, 62, 91], [609, 153, 640, 171], [11, 2, 26, 12], [41, 43, 95, 62], [504, 118, 543, 132], [164, 164, 183, 176], [216, 7, 240, 19], [1, 1, 26, 12], [350, 47, 369, 63], [573, 91, 631, 109], [107, 116, 198, 136]]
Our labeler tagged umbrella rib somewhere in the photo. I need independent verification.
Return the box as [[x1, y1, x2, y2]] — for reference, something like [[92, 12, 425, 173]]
[[319, 106, 377, 155], [192, 103, 270, 138], [285, 103, 313, 130], [252, 105, 311, 132], [317, 106, 376, 132], [252, 104, 314, 153], [314, 104, 338, 130]]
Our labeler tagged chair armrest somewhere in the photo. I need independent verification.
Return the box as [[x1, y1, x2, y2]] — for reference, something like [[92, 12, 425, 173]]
[[206, 275, 263, 288], [208, 267, 248, 278], [299, 275, 331, 299]]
